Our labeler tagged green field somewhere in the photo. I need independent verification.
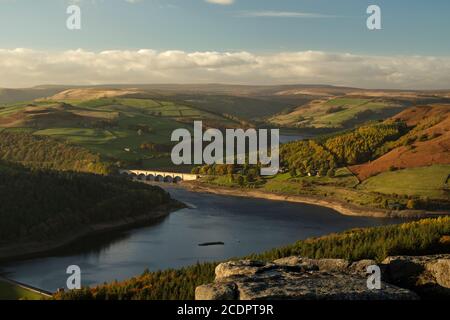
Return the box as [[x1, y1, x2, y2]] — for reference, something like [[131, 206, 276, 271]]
[[0, 96, 240, 166], [271, 97, 404, 129], [200, 163, 449, 211], [264, 167, 358, 190], [34, 128, 116, 144], [259, 167, 385, 208], [360, 165, 450, 198], [66, 98, 221, 119], [0, 279, 44, 300], [178, 94, 296, 121], [313, 99, 401, 128], [324, 98, 371, 106], [317, 102, 395, 126]]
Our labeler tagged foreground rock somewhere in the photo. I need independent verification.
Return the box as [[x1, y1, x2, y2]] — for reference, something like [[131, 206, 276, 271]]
[[196, 258, 419, 300], [382, 254, 450, 298]]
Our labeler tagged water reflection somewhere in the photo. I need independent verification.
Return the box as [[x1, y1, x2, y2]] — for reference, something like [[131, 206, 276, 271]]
[[0, 185, 403, 291]]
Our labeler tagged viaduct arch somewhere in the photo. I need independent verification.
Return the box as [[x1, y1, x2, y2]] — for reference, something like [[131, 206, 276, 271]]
[[120, 169, 198, 183]]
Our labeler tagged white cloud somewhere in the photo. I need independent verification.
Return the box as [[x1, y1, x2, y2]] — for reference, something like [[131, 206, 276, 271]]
[[205, 0, 234, 5], [0, 48, 449, 89]]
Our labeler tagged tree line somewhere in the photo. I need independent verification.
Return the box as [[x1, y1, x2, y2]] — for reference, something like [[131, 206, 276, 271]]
[[282, 121, 407, 175], [192, 121, 408, 180], [0, 132, 113, 174], [0, 161, 172, 243]]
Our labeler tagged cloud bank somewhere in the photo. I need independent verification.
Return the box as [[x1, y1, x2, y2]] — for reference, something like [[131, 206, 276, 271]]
[[205, 0, 235, 5], [0, 48, 449, 89]]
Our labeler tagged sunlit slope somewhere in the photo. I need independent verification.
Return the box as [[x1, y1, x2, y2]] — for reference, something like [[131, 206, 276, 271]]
[[270, 96, 404, 129], [0, 90, 239, 167], [0, 279, 44, 300], [359, 165, 449, 199], [350, 105, 450, 180]]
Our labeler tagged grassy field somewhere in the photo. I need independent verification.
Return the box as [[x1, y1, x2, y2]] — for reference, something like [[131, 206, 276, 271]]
[[202, 167, 386, 208], [176, 94, 296, 121], [324, 98, 370, 106], [0, 279, 44, 300], [360, 165, 450, 198], [271, 97, 403, 129], [34, 128, 117, 144], [260, 168, 392, 208], [0, 97, 239, 166], [200, 164, 449, 211]]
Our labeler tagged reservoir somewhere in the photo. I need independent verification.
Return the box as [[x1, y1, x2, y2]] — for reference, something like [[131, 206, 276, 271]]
[[0, 185, 403, 292]]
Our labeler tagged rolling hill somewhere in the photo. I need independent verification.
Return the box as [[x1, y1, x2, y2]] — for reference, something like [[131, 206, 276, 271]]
[[350, 105, 450, 180], [0, 86, 71, 104], [1, 85, 449, 172], [0, 90, 241, 169], [47, 88, 145, 101], [269, 90, 450, 129], [4, 84, 450, 129]]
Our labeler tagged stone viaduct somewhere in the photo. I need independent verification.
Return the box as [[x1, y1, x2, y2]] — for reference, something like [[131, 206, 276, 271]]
[[120, 169, 198, 183]]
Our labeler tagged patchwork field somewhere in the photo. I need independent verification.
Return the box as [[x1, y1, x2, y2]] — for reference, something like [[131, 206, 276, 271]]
[[1, 86, 449, 173], [0, 91, 245, 167]]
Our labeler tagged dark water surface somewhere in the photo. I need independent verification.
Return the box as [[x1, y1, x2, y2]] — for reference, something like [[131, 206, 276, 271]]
[[0, 185, 403, 292]]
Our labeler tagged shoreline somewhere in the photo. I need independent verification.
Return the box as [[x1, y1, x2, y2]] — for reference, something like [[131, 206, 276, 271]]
[[0, 276, 53, 298], [0, 201, 184, 263], [181, 182, 448, 219]]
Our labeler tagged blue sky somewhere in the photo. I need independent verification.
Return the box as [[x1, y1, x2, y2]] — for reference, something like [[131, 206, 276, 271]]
[[0, 0, 449, 88], [1, 0, 449, 55]]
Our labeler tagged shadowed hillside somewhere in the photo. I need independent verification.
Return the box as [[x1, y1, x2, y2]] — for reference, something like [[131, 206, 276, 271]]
[[0, 131, 112, 174], [0, 161, 173, 246]]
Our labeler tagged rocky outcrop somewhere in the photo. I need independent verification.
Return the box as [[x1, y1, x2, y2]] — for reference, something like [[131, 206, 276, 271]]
[[382, 254, 450, 298], [196, 257, 419, 300]]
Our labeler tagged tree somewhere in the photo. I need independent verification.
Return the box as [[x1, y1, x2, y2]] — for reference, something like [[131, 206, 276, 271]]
[[327, 168, 336, 178], [297, 166, 306, 177], [289, 168, 297, 178], [406, 199, 418, 210], [318, 167, 327, 177], [191, 167, 200, 174], [246, 168, 258, 183], [215, 164, 228, 176]]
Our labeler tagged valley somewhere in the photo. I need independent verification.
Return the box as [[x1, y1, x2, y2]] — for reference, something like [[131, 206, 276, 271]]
[[0, 83, 449, 300]]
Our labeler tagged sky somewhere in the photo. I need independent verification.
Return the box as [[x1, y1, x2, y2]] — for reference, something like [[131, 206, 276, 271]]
[[0, 0, 450, 89]]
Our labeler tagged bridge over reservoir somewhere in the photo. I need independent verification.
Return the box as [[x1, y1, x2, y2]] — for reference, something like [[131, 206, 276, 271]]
[[120, 169, 198, 183]]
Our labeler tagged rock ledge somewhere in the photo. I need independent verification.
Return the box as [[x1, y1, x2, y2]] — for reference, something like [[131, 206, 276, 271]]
[[195, 255, 450, 300]]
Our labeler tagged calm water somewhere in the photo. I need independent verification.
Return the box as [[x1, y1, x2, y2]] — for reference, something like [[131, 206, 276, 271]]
[[0, 186, 402, 292], [279, 134, 312, 144]]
